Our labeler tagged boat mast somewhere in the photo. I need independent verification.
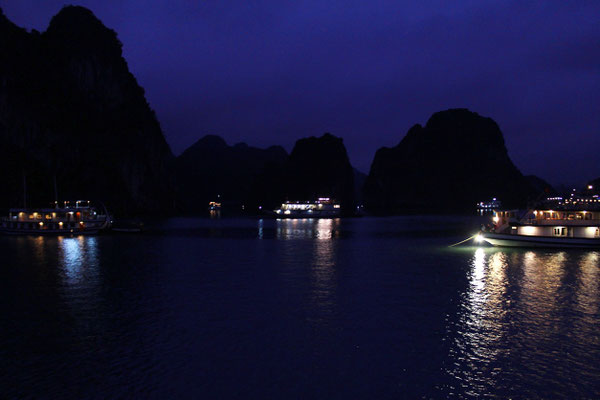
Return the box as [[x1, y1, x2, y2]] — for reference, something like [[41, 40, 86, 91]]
[[22, 171, 27, 208], [53, 174, 58, 209]]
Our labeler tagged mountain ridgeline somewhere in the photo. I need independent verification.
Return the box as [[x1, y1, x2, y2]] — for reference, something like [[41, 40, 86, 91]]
[[0, 6, 173, 215], [175, 135, 288, 212], [364, 109, 538, 213], [283, 133, 354, 212], [0, 6, 555, 216], [175, 133, 355, 214]]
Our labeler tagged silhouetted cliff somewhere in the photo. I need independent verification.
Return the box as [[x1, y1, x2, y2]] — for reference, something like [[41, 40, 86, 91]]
[[0, 6, 173, 214], [284, 133, 355, 213], [525, 175, 556, 197], [364, 109, 535, 213], [175, 135, 287, 212], [176, 133, 356, 214]]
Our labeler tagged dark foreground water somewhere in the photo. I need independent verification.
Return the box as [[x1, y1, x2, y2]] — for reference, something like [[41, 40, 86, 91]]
[[1, 216, 599, 398]]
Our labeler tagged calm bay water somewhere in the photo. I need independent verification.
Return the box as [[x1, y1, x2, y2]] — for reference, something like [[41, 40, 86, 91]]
[[1, 216, 599, 398]]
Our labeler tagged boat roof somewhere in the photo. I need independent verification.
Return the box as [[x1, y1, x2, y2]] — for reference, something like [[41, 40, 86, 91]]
[[9, 207, 93, 213], [284, 198, 338, 204]]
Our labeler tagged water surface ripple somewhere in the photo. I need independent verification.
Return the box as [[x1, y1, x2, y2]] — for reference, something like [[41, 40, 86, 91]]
[[1, 216, 599, 398]]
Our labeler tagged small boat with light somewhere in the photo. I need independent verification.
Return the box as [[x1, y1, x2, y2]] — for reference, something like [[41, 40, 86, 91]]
[[0, 200, 111, 235], [272, 197, 341, 218], [208, 201, 222, 211], [479, 195, 600, 248]]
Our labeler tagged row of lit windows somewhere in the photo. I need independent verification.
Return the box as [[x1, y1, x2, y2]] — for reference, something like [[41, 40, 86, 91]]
[[536, 211, 595, 220]]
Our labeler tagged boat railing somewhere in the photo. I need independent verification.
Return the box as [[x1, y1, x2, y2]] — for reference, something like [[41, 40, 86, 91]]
[[524, 219, 600, 226], [2, 214, 108, 223]]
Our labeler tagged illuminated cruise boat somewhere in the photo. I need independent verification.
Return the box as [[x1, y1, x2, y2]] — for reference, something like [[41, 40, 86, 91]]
[[273, 198, 341, 218], [0, 200, 111, 235], [479, 194, 600, 247], [476, 198, 501, 211]]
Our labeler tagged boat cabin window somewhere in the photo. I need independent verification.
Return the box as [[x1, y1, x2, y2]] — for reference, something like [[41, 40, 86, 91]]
[[553, 227, 567, 237], [585, 213, 592, 220], [543, 212, 559, 219]]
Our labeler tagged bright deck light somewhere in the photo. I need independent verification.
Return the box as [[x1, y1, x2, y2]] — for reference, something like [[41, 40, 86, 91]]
[[475, 233, 483, 243]]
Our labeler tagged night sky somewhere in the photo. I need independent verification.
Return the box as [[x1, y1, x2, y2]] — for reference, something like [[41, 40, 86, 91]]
[[2, 1, 599, 186]]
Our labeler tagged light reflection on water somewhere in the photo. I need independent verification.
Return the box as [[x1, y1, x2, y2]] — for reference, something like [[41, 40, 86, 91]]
[[576, 252, 599, 317], [449, 248, 509, 395], [276, 219, 340, 322], [447, 247, 600, 396], [310, 220, 337, 318], [3, 218, 600, 398], [57, 236, 100, 287], [275, 218, 340, 240]]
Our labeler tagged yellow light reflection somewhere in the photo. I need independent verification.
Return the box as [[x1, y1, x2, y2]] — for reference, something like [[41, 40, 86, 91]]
[[576, 252, 599, 317], [447, 247, 600, 396], [275, 218, 340, 240], [521, 251, 566, 319]]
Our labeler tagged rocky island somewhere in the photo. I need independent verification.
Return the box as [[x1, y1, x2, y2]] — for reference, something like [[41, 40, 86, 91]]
[[0, 6, 173, 215], [1, 6, 562, 217], [175, 135, 287, 212], [364, 109, 538, 213]]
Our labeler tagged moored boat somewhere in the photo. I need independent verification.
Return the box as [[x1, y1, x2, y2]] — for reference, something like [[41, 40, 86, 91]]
[[0, 200, 111, 235], [476, 197, 501, 211], [270, 197, 341, 218], [479, 194, 600, 248]]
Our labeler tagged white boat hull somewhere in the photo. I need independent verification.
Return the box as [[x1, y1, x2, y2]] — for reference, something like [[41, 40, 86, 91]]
[[482, 232, 600, 248]]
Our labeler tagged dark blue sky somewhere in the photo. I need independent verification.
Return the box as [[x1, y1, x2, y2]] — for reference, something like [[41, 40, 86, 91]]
[[2, 1, 599, 185]]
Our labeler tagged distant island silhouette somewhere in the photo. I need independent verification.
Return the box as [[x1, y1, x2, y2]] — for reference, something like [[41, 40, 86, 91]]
[[0, 6, 567, 216]]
